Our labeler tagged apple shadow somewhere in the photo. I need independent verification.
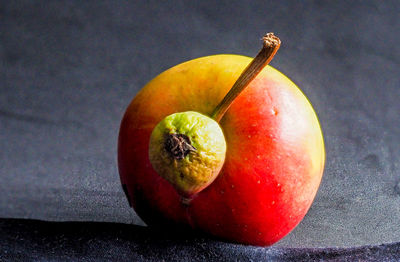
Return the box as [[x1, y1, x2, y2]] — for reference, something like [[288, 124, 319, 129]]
[[1, 218, 400, 261]]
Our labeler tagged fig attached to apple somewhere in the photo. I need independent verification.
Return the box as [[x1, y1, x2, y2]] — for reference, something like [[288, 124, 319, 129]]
[[118, 33, 325, 246]]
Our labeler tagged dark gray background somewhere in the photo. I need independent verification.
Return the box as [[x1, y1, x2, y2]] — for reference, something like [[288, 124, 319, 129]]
[[1, 0, 400, 250]]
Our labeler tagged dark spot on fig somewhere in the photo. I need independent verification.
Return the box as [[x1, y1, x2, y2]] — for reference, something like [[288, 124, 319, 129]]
[[164, 133, 196, 160], [180, 172, 185, 179]]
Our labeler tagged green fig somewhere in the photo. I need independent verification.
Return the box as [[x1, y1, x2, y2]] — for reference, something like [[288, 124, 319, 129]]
[[149, 111, 226, 197]]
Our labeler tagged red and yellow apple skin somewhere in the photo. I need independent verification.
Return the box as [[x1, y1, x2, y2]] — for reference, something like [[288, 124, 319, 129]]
[[118, 55, 325, 246]]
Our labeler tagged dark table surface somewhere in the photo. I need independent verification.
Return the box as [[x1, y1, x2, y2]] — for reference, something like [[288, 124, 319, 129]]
[[1, 0, 400, 261]]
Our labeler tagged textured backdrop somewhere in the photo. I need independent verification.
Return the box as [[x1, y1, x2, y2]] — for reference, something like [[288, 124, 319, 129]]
[[1, 0, 400, 256]]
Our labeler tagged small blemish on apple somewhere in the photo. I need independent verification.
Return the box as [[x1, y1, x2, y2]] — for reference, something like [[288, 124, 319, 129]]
[[271, 201, 275, 205], [231, 184, 235, 189], [257, 180, 261, 184]]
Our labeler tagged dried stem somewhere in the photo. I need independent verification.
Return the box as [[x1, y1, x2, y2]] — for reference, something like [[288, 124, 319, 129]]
[[211, 33, 281, 122]]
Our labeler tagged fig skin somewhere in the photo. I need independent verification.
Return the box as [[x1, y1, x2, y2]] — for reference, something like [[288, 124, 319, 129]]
[[118, 55, 325, 246], [148, 111, 226, 197]]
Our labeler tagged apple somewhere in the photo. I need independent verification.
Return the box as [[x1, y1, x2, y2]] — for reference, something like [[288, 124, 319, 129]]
[[118, 33, 325, 246]]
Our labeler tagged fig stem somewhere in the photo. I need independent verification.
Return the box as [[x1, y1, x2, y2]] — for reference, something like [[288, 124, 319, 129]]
[[211, 33, 281, 122]]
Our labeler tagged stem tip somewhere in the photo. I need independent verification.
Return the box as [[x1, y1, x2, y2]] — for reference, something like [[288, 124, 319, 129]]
[[263, 33, 281, 48], [211, 33, 281, 122]]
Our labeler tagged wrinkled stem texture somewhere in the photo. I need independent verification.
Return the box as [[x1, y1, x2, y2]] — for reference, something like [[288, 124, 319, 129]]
[[211, 33, 281, 122]]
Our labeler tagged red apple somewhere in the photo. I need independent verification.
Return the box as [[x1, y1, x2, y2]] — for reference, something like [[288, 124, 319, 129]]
[[118, 34, 325, 246]]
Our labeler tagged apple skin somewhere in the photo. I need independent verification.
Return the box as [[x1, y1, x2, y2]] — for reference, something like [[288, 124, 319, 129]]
[[118, 55, 325, 246]]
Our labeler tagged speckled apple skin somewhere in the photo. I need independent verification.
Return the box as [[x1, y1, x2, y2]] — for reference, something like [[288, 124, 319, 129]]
[[118, 55, 325, 246]]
